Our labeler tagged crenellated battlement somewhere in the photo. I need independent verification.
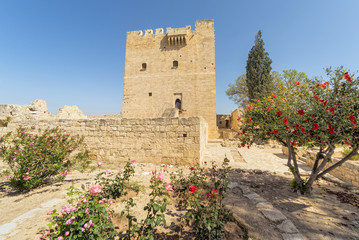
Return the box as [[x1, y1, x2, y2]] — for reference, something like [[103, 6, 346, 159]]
[[126, 19, 213, 37]]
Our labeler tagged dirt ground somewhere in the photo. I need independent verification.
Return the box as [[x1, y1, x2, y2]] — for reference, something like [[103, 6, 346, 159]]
[[0, 159, 359, 240]]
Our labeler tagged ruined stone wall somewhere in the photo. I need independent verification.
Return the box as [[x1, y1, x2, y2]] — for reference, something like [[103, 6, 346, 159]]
[[230, 108, 244, 132], [0, 117, 207, 165], [122, 20, 218, 139]]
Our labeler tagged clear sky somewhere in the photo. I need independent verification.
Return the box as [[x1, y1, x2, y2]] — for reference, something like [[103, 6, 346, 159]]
[[0, 0, 358, 115]]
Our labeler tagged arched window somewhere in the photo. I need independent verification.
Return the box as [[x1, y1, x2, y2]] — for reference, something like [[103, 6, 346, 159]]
[[141, 63, 147, 70], [175, 99, 182, 110]]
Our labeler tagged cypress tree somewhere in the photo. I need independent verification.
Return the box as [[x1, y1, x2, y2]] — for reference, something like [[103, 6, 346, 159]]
[[246, 30, 273, 101]]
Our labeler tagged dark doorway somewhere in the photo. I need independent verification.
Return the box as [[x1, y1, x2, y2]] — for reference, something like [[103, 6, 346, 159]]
[[225, 120, 229, 128], [175, 99, 182, 110]]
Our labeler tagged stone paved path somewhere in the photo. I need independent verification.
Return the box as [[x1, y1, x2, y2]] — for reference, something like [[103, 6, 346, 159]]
[[204, 141, 306, 240]]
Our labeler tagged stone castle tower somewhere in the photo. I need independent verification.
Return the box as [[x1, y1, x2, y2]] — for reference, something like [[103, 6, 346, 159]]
[[122, 20, 218, 138]]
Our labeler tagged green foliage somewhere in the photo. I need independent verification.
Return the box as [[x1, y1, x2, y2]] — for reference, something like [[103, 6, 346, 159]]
[[121, 171, 169, 240], [44, 185, 117, 239], [0, 127, 90, 192], [0, 117, 11, 127], [227, 70, 309, 108], [226, 74, 249, 108], [95, 161, 135, 199], [240, 67, 359, 194], [246, 30, 273, 101]]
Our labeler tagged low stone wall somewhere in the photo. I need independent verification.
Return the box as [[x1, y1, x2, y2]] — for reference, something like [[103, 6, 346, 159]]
[[282, 146, 359, 187], [0, 117, 207, 165], [304, 150, 359, 187]]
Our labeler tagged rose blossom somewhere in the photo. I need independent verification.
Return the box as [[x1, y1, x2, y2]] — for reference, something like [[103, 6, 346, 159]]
[[97, 162, 102, 167], [164, 184, 173, 191], [189, 185, 197, 193], [90, 185, 102, 196], [106, 169, 112, 174], [157, 172, 165, 181]]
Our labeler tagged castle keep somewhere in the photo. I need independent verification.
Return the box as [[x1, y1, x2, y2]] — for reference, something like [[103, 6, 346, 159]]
[[122, 20, 218, 138]]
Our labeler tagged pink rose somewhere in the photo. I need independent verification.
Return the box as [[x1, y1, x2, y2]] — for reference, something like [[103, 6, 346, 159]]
[[97, 162, 102, 167], [57, 237, 63, 240], [106, 169, 112, 174], [65, 231, 70, 236], [30, 142, 34, 145], [132, 160, 136, 163], [90, 185, 102, 196], [23, 175, 31, 180], [47, 209, 54, 215], [164, 184, 173, 191], [117, 167, 122, 172], [157, 172, 165, 181], [68, 147, 73, 151], [85, 208, 89, 215], [81, 228, 85, 232], [6, 174, 11, 180], [54, 136, 58, 140]]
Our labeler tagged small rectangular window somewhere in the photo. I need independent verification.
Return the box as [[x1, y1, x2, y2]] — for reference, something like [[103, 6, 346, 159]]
[[172, 60, 178, 68], [141, 63, 147, 71], [149, 92, 152, 96]]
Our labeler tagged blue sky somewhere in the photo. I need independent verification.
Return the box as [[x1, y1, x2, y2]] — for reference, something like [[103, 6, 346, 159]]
[[0, 0, 358, 115]]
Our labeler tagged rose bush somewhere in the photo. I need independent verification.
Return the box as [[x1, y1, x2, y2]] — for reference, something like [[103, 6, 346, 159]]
[[44, 185, 117, 239], [0, 127, 89, 192]]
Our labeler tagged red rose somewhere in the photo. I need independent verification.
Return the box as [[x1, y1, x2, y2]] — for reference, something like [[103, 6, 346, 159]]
[[272, 94, 278, 98], [312, 123, 320, 130], [241, 143, 245, 147], [273, 129, 279, 134], [344, 72, 354, 83], [283, 118, 289, 124], [301, 128, 307, 134], [314, 95, 320, 100], [189, 166, 194, 171], [295, 124, 301, 129], [295, 82, 300, 85], [311, 115, 316, 120], [298, 109, 304, 115], [328, 125, 334, 135], [329, 107, 335, 115], [237, 117, 241, 121], [277, 111, 282, 117], [248, 118, 252, 123], [267, 106, 272, 111], [242, 131, 246, 134], [266, 132, 271, 137], [349, 115, 356, 124], [189, 185, 197, 193]]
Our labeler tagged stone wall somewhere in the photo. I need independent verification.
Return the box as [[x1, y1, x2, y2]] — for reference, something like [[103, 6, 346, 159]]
[[0, 117, 207, 166]]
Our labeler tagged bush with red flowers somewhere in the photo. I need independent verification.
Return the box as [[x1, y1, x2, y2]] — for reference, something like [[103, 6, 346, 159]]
[[239, 67, 359, 194]]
